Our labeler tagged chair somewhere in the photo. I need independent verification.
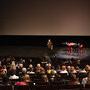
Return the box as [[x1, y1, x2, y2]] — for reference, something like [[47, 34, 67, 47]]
[[60, 85, 80, 90], [0, 85, 12, 90], [82, 84, 90, 90], [14, 85, 30, 90]]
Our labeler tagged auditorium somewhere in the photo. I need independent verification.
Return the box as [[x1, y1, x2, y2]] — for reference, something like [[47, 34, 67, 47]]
[[0, 0, 90, 90]]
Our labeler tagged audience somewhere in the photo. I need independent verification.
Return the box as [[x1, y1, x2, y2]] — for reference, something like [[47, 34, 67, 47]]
[[0, 55, 90, 87]]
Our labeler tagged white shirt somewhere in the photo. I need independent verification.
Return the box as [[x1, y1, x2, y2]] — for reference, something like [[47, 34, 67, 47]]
[[60, 70, 68, 74]]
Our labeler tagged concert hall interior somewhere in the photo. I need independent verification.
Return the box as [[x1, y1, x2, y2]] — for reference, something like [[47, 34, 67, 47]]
[[0, 0, 90, 90]]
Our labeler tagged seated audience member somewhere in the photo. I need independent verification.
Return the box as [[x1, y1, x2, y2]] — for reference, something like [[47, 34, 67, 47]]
[[46, 63, 52, 69], [78, 68, 87, 84], [76, 59, 81, 68], [67, 66, 71, 73], [0, 66, 4, 77], [69, 74, 80, 85], [70, 66, 77, 73], [22, 74, 31, 83], [49, 70, 57, 82], [7, 64, 17, 76], [46, 63, 53, 74], [59, 65, 69, 83], [75, 66, 81, 72], [46, 64, 56, 82], [85, 65, 90, 73], [80, 65, 90, 80], [0, 65, 7, 81], [82, 71, 90, 87], [2, 65, 7, 74], [15, 70, 30, 86], [35, 63, 45, 74], [22, 68, 27, 74], [16, 63, 24, 76], [47, 66, 56, 75], [27, 64, 35, 74], [42, 74, 49, 83], [60, 65, 68, 74], [0, 65, 8, 85], [15, 78, 27, 86], [87, 72, 90, 84]]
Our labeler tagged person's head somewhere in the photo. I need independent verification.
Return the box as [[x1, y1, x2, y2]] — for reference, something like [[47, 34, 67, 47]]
[[75, 66, 80, 72], [67, 66, 71, 71], [61, 65, 66, 70], [48, 63, 52, 67], [48, 39, 51, 42], [70, 66, 75, 72], [22, 68, 27, 74], [85, 65, 90, 72], [80, 44, 83, 48], [77, 60, 80, 64], [23, 74, 30, 82], [3, 65, 6, 69], [11, 65, 16, 70], [11, 61, 15, 66], [37, 63, 41, 67], [19, 63, 23, 68], [29, 64, 33, 68], [42, 74, 48, 82]]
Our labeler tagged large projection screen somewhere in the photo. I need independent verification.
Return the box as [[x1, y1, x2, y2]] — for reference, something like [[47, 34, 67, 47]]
[[1, 0, 90, 35]]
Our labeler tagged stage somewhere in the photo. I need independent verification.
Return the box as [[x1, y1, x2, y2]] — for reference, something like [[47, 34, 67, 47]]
[[0, 46, 89, 60]]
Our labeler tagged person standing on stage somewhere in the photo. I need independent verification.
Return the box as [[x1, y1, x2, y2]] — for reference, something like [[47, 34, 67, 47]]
[[78, 44, 85, 55], [46, 39, 54, 64], [47, 39, 53, 50]]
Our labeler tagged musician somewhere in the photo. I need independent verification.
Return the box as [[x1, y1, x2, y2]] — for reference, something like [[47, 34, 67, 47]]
[[66, 42, 78, 55], [66, 42, 73, 54], [78, 44, 85, 55], [47, 39, 53, 50]]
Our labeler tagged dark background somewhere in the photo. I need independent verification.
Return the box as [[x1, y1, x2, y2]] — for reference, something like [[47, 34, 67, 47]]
[[0, 35, 89, 47]]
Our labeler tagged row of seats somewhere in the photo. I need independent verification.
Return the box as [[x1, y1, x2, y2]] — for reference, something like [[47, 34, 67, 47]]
[[0, 84, 90, 90]]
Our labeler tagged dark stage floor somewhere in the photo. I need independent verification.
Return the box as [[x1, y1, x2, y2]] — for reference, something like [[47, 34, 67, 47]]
[[0, 46, 89, 59]]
